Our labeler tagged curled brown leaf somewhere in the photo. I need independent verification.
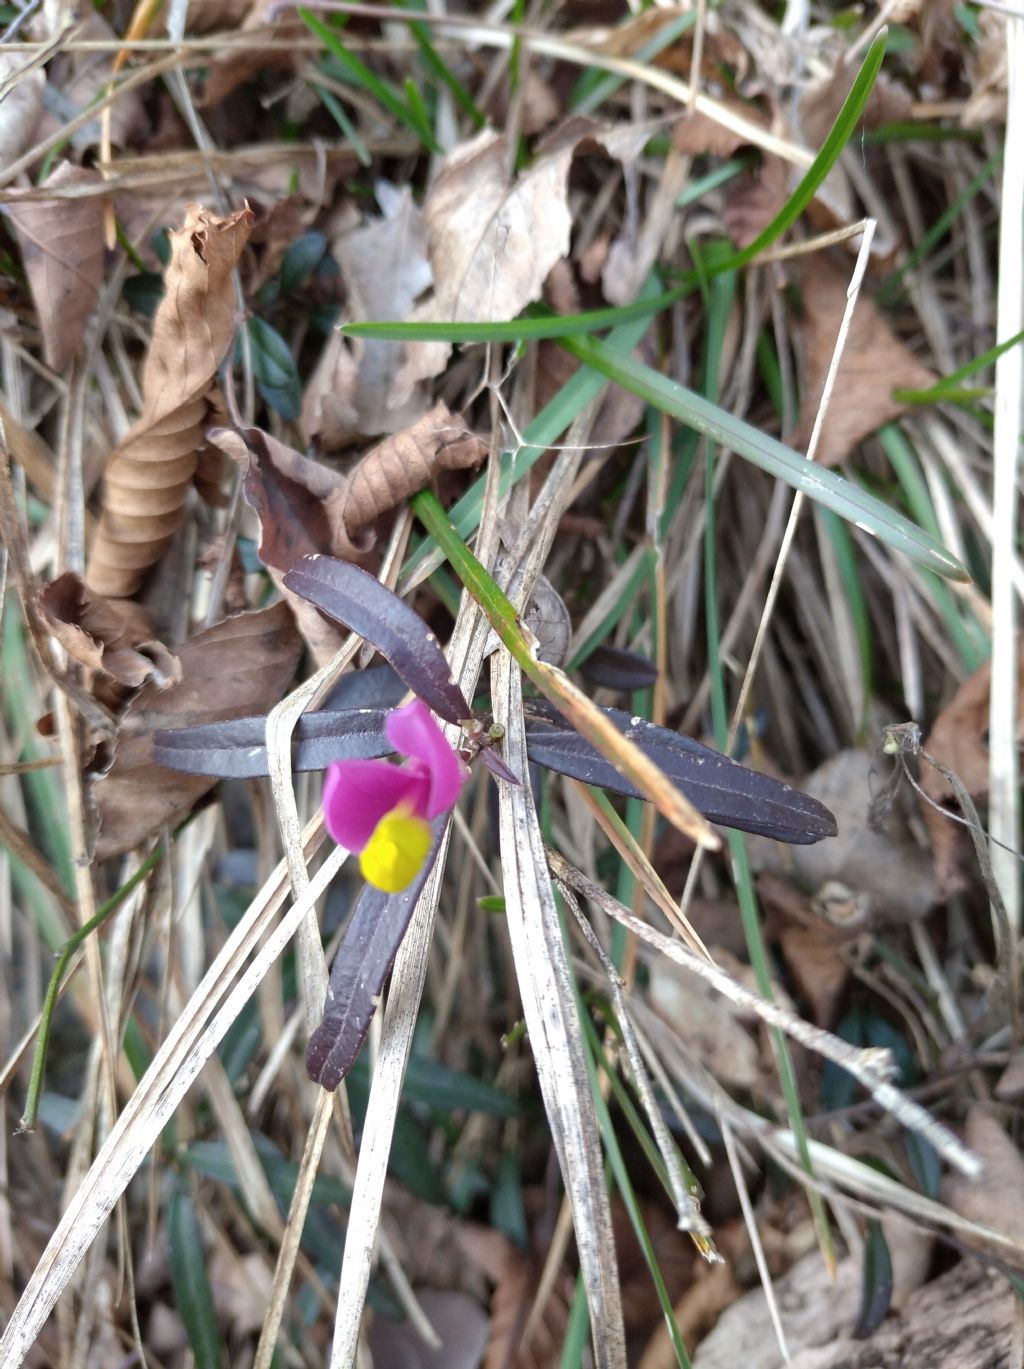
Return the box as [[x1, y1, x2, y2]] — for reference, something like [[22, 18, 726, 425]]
[[86, 202, 254, 599], [38, 572, 180, 691], [324, 401, 486, 556], [91, 601, 302, 857]]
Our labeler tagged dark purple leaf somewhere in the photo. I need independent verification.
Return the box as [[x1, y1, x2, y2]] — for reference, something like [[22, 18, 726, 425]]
[[153, 707, 391, 779], [578, 645, 659, 692], [478, 746, 521, 786], [283, 555, 471, 724], [306, 822, 446, 1090], [523, 700, 838, 845]]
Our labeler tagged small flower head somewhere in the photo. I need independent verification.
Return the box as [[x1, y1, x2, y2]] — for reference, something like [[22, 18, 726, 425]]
[[323, 699, 467, 892]]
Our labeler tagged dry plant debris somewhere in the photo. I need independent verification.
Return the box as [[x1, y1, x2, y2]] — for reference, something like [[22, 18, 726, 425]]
[[0, 2, 1021, 1368]]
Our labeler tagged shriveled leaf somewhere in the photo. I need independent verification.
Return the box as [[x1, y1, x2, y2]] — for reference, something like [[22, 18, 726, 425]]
[[328, 402, 486, 556], [306, 823, 446, 1090], [38, 572, 180, 690], [153, 705, 390, 778], [389, 126, 575, 405], [944, 1107, 1024, 1257], [86, 202, 255, 598], [283, 554, 471, 723], [302, 183, 433, 448], [0, 53, 44, 169], [5, 162, 105, 372], [749, 749, 937, 921], [578, 644, 658, 692], [210, 425, 346, 572], [793, 254, 937, 467], [92, 602, 302, 857], [523, 699, 837, 844]]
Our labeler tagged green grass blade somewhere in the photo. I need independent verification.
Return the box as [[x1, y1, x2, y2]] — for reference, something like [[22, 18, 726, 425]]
[[893, 325, 1024, 404], [570, 10, 695, 115], [559, 333, 968, 581], [300, 8, 440, 152], [168, 1188, 222, 1369], [345, 29, 888, 347]]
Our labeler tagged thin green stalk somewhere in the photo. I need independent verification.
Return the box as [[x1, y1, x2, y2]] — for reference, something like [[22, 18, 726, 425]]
[[411, 490, 719, 851], [18, 840, 170, 1133]]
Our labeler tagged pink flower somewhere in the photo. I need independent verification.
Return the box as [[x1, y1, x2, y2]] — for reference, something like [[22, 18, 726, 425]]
[[323, 699, 467, 892]]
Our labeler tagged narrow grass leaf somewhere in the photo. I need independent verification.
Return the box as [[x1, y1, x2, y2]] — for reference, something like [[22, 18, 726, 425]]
[[559, 334, 968, 581], [283, 555, 471, 722], [306, 822, 446, 1090], [577, 644, 659, 692], [524, 699, 837, 844]]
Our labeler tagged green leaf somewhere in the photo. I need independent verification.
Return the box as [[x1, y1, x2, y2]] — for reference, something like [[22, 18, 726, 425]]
[[246, 316, 301, 421], [279, 229, 328, 295], [853, 1220, 893, 1339], [169, 1188, 223, 1369], [559, 332, 967, 581]]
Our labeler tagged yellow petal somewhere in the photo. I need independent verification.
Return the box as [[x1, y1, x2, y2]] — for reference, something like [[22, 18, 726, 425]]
[[359, 809, 432, 893]]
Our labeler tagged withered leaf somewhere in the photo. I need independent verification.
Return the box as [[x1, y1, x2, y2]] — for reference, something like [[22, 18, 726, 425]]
[[5, 162, 105, 373], [0, 53, 44, 170], [282, 555, 471, 724], [793, 254, 937, 467], [302, 183, 433, 449], [523, 699, 837, 845], [306, 822, 446, 1090], [92, 602, 302, 857], [38, 572, 180, 689], [210, 425, 346, 573], [390, 127, 575, 405], [86, 202, 255, 599]]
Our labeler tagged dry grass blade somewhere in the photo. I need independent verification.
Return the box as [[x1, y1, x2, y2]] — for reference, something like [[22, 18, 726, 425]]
[[0, 822, 343, 1368], [550, 851, 981, 1179], [493, 649, 627, 1369]]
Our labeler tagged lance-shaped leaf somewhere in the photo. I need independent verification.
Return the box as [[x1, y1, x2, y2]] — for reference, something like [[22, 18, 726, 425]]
[[306, 822, 446, 1090], [283, 554, 471, 724], [578, 644, 659, 692], [153, 707, 391, 779], [524, 699, 837, 845]]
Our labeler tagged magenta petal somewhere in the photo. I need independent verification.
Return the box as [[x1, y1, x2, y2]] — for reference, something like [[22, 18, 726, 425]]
[[323, 760, 425, 851], [385, 699, 467, 819]]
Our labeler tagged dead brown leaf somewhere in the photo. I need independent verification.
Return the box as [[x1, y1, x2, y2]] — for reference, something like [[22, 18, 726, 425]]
[[0, 395, 58, 503], [793, 254, 937, 466], [389, 126, 576, 406], [722, 155, 789, 251], [783, 1258, 1013, 1369], [760, 874, 852, 1028], [91, 601, 302, 857], [748, 749, 938, 924], [693, 1247, 861, 1369], [5, 161, 105, 373], [301, 184, 433, 449], [673, 99, 770, 159], [86, 201, 254, 599], [920, 647, 1024, 890], [963, 11, 1007, 128], [945, 1109, 1024, 1257], [209, 424, 349, 665], [37, 572, 180, 690], [0, 53, 45, 169], [325, 401, 485, 555]]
